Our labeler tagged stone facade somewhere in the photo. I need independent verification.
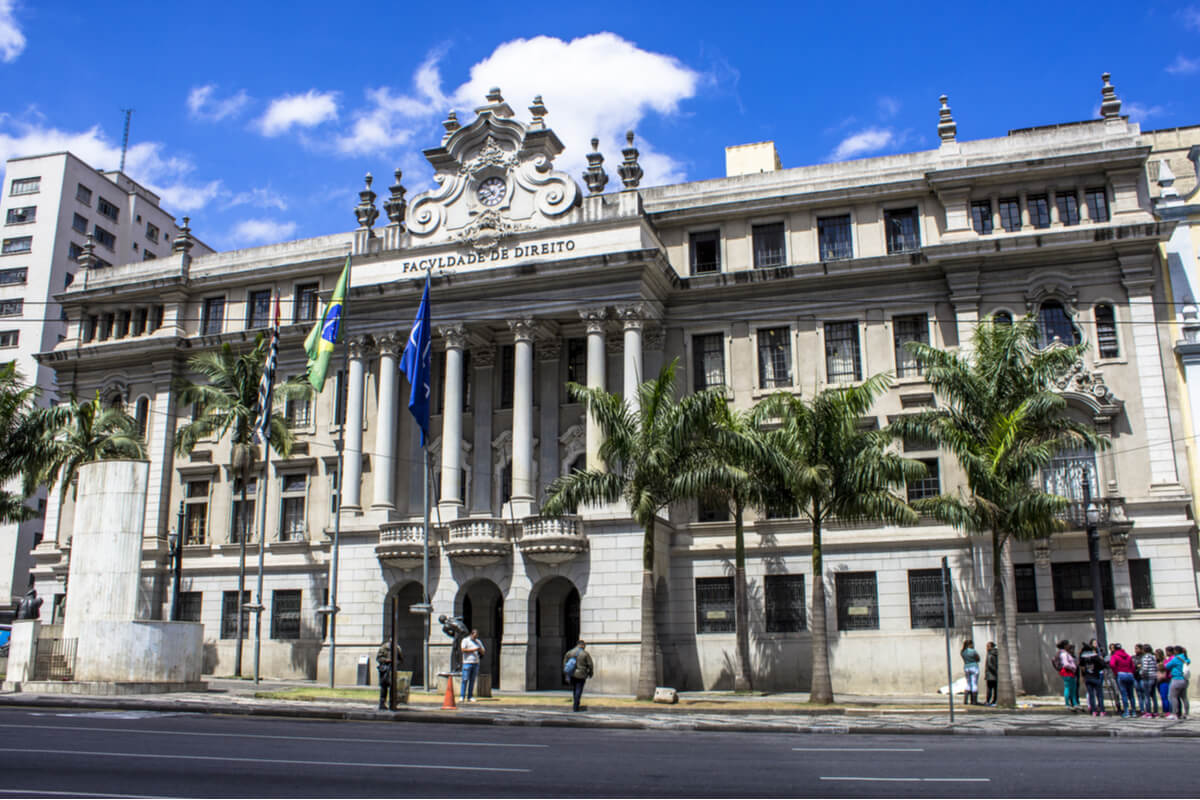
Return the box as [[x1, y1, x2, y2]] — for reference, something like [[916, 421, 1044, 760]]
[[30, 80, 1199, 695]]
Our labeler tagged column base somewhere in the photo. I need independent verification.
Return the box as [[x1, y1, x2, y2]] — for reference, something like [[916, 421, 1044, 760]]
[[503, 499, 536, 520], [436, 501, 466, 522]]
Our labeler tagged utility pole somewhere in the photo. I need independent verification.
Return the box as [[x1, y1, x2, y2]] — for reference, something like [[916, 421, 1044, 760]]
[[119, 109, 134, 173]]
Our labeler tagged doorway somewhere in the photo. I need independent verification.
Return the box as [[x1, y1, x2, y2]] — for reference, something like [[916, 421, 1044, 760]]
[[461, 580, 503, 689], [533, 577, 580, 689], [384, 582, 425, 688]]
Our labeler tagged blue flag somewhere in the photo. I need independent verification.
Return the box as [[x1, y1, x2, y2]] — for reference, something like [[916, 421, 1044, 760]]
[[399, 275, 432, 446]]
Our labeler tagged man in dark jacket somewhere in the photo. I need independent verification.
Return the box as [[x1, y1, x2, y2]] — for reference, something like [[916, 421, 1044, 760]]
[[984, 642, 999, 706], [563, 640, 595, 712], [376, 641, 401, 710]]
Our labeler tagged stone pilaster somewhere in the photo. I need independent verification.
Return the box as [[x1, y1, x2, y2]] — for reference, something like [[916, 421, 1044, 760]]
[[438, 324, 468, 520], [372, 332, 402, 511]]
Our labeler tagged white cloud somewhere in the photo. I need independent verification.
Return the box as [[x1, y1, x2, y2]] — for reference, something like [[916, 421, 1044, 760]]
[[1183, 6, 1200, 31], [1166, 54, 1200, 75], [877, 96, 901, 119], [0, 0, 25, 63], [187, 84, 251, 121], [256, 90, 338, 137], [1123, 102, 1165, 123], [227, 186, 287, 211], [830, 127, 895, 161], [229, 218, 298, 247]]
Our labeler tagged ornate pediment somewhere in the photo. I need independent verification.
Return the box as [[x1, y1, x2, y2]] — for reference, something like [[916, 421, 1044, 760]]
[[1055, 359, 1122, 419], [406, 89, 581, 252]]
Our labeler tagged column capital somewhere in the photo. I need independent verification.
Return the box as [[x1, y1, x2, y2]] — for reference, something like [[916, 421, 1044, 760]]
[[508, 317, 537, 343], [376, 330, 404, 357], [579, 306, 608, 334], [614, 302, 660, 331], [347, 334, 373, 360], [473, 344, 497, 368], [439, 323, 469, 350]]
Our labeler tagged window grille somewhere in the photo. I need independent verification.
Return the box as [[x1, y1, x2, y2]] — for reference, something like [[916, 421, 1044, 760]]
[[1055, 192, 1080, 225], [892, 313, 928, 377], [221, 590, 251, 638], [907, 458, 940, 502], [247, 289, 271, 329], [1051, 561, 1114, 612], [201, 297, 225, 336], [752, 222, 785, 268], [6, 206, 35, 224], [1129, 559, 1154, 609], [2, 237, 32, 254], [824, 321, 861, 384], [908, 568, 952, 628], [757, 327, 792, 388], [0, 299, 22, 317], [695, 577, 735, 633], [271, 590, 302, 639], [1014, 562, 1038, 613], [1095, 304, 1118, 358], [285, 393, 310, 428], [999, 198, 1021, 232], [836, 571, 879, 630], [1036, 300, 1080, 348], [10, 177, 39, 195], [692, 333, 725, 392], [817, 214, 853, 260], [279, 473, 307, 541], [884, 208, 920, 253], [184, 480, 209, 545], [1041, 444, 1097, 526], [689, 230, 721, 274], [0, 267, 26, 285], [178, 591, 203, 622], [1085, 188, 1109, 222], [970, 201, 993, 234], [765, 574, 805, 632], [1027, 194, 1051, 229], [294, 283, 320, 323]]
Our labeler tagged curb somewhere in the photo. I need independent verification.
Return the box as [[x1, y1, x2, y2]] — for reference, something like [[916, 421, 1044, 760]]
[[0, 694, 1192, 738]]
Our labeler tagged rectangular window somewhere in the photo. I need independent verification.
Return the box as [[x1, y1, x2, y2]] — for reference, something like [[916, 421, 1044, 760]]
[[1014, 563, 1038, 613], [285, 391, 310, 428], [1129, 559, 1154, 610], [220, 590, 251, 639], [765, 574, 806, 632], [271, 590, 303, 640], [279, 473, 307, 541], [698, 495, 729, 522], [93, 225, 115, 250], [757, 326, 792, 389], [97, 196, 119, 222], [909, 567, 953, 628], [752, 222, 786, 268], [149, 305, 164, 332], [333, 370, 346, 426], [143, 250, 156, 261], [499, 344, 515, 409], [0, 330, 17, 348], [75, 184, 92, 206], [1028, 194, 1051, 229], [99, 313, 114, 341], [884, 207, 920, 253], [1051, 561, 1114, 612], [999, 198, 1022, 232], [294, 282, 319, 323], [1085, 188, 1110, 222], [115, 310, 130, 338], [2, 236, 32, 254], [1095, 304, 1119, 358], [689, 230, 721, 274], [907, 458, 940, 502], [184, 480, 209, 545], [817, 214, 853, 260], [72, 213, 88, 234], [329, 467, 339, 516], [67, 242, 82, 263], [5, 206, 35, 225], [230, 477, 257, 544], [692, 332, 725, 392], [146, 222, 159, 243], [824, 321, 862, 384], [1055, 192, 1080, 225], [566, 337, 587, 387], [10, 177, 39, 196], [0, 298, 22, 317], [695, 577, 735, 633], [246, 289, 271, 329], [132, 308, 147, 336], [0, 267, 26, 285], [970, 201, 994, 235], [893, 313, 928, 378], [201, 297, 225, 336], [178, 591, 202, 623], [836, 571, 879, 630], [94, 257, 111, 269]]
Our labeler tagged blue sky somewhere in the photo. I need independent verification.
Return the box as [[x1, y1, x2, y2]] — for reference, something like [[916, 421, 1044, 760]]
[[1, 1, 1197, 251]]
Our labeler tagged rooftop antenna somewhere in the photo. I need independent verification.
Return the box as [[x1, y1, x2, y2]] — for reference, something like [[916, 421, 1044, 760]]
[[119, 109, 134, 173]]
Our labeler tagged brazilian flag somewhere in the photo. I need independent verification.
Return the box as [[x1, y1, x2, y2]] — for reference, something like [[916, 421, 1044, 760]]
[[304, 256, 349, 392]]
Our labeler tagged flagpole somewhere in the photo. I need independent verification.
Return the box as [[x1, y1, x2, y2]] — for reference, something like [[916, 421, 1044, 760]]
[[328, 250, 352, 688], [422, 267, 432, 695], [251, 293, 280, 686]]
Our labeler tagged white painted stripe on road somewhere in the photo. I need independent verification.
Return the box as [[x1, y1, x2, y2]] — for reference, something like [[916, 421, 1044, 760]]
[[0, 722, 547, 748], [0, 790, 161, 799], [794, 747, 925, 752], [821, 777, 990, 783], [0, 748, 530, 773]]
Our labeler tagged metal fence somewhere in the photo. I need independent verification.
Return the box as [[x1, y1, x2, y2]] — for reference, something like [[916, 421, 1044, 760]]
[[33, 637, 76, 681]]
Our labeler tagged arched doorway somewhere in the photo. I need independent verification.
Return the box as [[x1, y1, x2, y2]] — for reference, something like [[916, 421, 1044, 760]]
[[461, 580, 503, 689], [383, 582, 425, 688], [532, 577, 580, 689]]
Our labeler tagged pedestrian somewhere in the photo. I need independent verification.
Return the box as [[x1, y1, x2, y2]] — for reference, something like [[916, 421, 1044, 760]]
[[1136, 644, 1157, 717], [1109, 643, 1136, 717], [1053, 639, 1080, 712], [1164, 645, 1191, 720], [1078, 638, 1107, 716], [1157, 647, 1173, 715], [562, 639, 595, 712], [460, 628, 485, 703], [984, 642, 999, 706], [376, 639, 397, 710], [961, 639, 981, 705]]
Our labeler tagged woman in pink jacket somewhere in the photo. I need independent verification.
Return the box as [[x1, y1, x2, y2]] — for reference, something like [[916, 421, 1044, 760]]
[[1053, 639, 1080, 712], [1109, 643, 1137, 718]]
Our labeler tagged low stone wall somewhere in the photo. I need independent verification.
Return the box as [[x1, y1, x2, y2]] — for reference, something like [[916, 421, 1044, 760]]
[[74, 620, 203, 683]]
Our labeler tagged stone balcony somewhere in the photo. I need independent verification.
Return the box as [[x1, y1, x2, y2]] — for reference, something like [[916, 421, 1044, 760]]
[[516, 516, 588, 564], [376, 523, 438, 570], [443, 519, 512, 566]]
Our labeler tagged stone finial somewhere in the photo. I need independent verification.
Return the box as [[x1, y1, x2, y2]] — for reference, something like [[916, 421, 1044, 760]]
[[475, 88, 515, 119], [618, 130, 643, 189], [79, 232, 97, 269], [172, 217, 194, 256], [443, 110, 461, 138], [487, 87, 503, 104], [355, 173, 379, 231], [583, 137, 609, 195], [528, 95, 548, 131], [937, 94, 957, 143], [1100, 72, 1122, 119], [384, 168, 407, 228], [1157, 158, 1179, 199]]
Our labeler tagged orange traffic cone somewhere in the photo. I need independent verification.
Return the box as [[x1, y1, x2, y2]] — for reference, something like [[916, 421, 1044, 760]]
[[441, 675, 457, 710]]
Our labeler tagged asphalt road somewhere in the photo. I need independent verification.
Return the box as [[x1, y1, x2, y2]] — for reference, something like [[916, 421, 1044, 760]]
[[0, 707, 1194, 798]]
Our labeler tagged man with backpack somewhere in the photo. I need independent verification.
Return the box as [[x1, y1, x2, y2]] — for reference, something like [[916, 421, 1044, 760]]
[[563, 640, 595, 712]]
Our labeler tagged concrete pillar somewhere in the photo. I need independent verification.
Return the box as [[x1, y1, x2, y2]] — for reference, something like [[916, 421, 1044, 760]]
[[617, 305, 645, 417], [470, 345, 496, 515], [342, 336, 368, 511], [439, 324, 467, 520], [373, 333, 401, 511], [580, 308, 607, 470], [508, 319, 536, 517], [538, 338, 562, 502]]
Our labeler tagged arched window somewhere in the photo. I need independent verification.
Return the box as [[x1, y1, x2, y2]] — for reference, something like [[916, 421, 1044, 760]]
[[1037, 300, 1080, 348], [992, 311, 1013, 326], [135, 396, 149, 438], [1041, 442, 1098, 526], [1095, 304, 1119, 358]]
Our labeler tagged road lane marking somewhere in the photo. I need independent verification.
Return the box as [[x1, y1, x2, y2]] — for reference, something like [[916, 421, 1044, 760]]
[[821, 777, 990, 782], [0, 722, 547, 748], [794, 747, 925, 752], [0, 790, 161, 799], [0, 748, 530, 773]]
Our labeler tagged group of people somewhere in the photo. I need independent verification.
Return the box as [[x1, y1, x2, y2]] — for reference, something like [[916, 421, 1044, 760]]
[[1052, 639, 1191, 718], [960, 640, 1000, 705]]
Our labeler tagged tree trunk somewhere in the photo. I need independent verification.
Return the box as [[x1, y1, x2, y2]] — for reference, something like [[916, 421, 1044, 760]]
[[636, 519, 658, 701], [808, 507, 834, 704], [999, 536, 1024, 695], [993, 531, 1016, 708], [733, 499, 751, 693]]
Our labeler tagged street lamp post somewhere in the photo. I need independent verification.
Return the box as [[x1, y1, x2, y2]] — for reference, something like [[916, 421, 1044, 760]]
[[170, 501, 185, 622], [1082, 478, 1107, 653]]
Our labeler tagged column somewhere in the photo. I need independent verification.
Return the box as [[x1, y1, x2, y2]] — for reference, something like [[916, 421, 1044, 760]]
[[372, 333, 401, 511], [438, 324, 467, 520], [580, 307, 607, 470], [470, 345, 495, 515], [538, 338, 562, 503], [616, 305, 645, 417], [508, 318, 536, 517], [944, 268, 981, 354], [342, 335, 368, 511]]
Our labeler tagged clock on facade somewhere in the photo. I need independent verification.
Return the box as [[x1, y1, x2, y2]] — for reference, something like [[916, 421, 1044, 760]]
[[476, 177, 506, 207]]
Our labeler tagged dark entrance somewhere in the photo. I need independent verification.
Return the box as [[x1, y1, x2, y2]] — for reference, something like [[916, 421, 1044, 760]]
[[533, 577, 580, 689], [461, 580, 503, 689], [384, 582, 425, 687]]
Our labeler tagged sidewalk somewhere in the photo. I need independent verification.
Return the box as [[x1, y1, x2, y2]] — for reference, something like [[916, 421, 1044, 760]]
[[0, 679, 1194, 738]]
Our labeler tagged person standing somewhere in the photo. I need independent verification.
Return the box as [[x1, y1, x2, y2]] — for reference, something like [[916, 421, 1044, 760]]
[[1157, 648, 1173, 716], [1078, 638, 1107, 716], [563, 640, 595, 712], [1164, 645, 1191, 720], [961, 639, 981, 706], [1136, 644, 1158, 717], [460, 629, 485, 703], [376, 640, 396, 711], [1109, 643, 1137, 718], [984, 642, 999, 706], [1053, 639, 1080, 712]]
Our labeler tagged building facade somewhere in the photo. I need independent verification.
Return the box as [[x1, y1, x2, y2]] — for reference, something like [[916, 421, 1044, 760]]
[[32, 80, 1200, 695], [0, 152, 210, 618]]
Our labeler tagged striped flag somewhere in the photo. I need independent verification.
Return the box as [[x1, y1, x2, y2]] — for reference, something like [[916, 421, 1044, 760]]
[[253, 292, 281, 445]]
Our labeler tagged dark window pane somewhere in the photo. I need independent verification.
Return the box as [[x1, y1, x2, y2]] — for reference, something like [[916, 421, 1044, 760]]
[[499, 344, 514, 409], [908, 568, 952, 628], [294, 283, 320, 323], [221, 590, 251, 639], [201, 297, 225, 336], [689, 230, 721, 274], [907, 458, 940, 502], [247, 289, 271, 329], [1051, 561, 1114, 612], [893, 313, 928, 378], [999, 198, 1022, 232], [566, 337, 587, 387], [178, 591, 203, 623], [696, 577, 735, 633], [1028, 195, 1051, 229], [1055, 192, 1080, 225], [765, 574, 806, 632], [818, 214, 853, 260], [693, 333, 725, 392], [752, 222, 785, 268], [757, 326, 792, 388], [836, 571, 879, 630], [1086, 188, 1110, 222], [1037, 300, 1080, 348], [1129, 559, 1154, 610], [1095, 304, 1119, 358], [698, 495, 729, 522], [271, 589, 302, 639], [1014, 563, 1038, 613], [824, 321, 861, 383], [971, 201, 994, 235], [884, 207, 920, 253]]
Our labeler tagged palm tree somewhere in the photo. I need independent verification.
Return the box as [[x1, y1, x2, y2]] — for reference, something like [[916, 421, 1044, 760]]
[[753, 374, 922, 705], [542, 360, 728, 700], [40, 391, 147, 504], [174, 335, 311, 677], [889, 316, 1104, 708], [0, 361, 44, 524]]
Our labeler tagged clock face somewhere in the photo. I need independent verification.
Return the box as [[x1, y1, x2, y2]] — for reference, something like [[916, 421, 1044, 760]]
[[477, 177, 506, 207]]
